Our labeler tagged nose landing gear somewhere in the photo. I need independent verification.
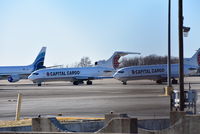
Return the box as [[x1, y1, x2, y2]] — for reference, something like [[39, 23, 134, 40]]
[[122, 81, 127, 85], [172, 79, 178, 84], [87, 80, 92, 85]]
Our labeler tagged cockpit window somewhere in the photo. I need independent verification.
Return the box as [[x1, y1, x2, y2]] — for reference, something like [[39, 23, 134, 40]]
[[33, 73, 39, 75], [118, 71, 124, 73]]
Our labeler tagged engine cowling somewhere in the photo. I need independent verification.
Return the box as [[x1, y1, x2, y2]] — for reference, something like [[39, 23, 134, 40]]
[[8, 75, 20, 82]]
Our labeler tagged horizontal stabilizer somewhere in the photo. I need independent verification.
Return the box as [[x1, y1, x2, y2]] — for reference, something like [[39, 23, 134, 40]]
[[95, 51, 140, 69], [113, 51, 141, 56]]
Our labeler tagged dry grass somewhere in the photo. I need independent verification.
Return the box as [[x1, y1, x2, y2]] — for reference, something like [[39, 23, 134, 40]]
[[0, 118, 31, 127], [0, 117, 104, 127]]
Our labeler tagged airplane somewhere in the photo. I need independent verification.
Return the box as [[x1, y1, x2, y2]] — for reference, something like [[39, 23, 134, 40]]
[[28, 51, 140, 86], [113, 49, 200, 85], [0, 47, 46, 83]]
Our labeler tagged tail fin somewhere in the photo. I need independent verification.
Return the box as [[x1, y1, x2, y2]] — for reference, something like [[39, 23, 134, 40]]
[[31, 47, 47, 71], [95, 51, 140, 69], [184, 48, 200, 67]]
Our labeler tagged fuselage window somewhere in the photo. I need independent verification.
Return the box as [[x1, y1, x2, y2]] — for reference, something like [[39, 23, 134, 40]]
[[118, 71, 124, 73], [33, 73, 39, 75]]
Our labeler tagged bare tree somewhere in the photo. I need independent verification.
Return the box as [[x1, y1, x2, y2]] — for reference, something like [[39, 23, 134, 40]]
[[77, 57, 92, 67], [120, 57, 141, 67]]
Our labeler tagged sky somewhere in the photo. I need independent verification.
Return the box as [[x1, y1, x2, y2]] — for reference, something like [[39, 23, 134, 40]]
[[0, 0, 199, 66]]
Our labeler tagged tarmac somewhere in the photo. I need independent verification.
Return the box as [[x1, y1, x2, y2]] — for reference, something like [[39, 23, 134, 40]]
[[0, 77, 200, 121]]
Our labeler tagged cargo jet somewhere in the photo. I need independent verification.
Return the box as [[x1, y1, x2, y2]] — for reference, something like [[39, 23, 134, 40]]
[[114, 49, 200, 85], [0, 47, 46, 83], [28, 51, 140, 86]]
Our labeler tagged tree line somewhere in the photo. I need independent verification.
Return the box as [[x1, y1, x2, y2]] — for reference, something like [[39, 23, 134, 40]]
[[119, 55, 179, 68], [61, 55, 179, 68]]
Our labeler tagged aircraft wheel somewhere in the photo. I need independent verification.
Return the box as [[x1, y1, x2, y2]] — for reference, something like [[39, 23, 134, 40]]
[[172, 79, 178, 84], [79, 81, 84, 84], [122, 81, 127, 85], [37, 83, 42, 86], [73, 81, 79, 85], [87, 80, 92, 85], [156, 80, 162, 84]]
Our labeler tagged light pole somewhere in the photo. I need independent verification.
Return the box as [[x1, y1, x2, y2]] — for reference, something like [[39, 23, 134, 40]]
[[178, 0, 184, 111], [168, 0, 172, 88], [168, 0, 174, 112]]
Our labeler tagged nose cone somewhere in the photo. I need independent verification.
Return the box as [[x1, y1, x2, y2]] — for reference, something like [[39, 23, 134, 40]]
[[113, 72, 120, 79], [28, 74, 33, 80], [188, 67, 198, 75]]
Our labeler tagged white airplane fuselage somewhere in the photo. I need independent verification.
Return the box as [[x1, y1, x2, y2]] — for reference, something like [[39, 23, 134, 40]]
[[28, 66, 115, 83], [114, 64, 196, 82], [29, 51, 139, 85]]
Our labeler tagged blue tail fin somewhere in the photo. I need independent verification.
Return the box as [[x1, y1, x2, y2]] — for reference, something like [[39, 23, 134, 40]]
[[31, 47, 46, 71]]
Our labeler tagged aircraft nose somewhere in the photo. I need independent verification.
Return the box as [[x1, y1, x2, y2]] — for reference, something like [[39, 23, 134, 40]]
[[28, 74, 33, 80], [113, 72, 120, 79]]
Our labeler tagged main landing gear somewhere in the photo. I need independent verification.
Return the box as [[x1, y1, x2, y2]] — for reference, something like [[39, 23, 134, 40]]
[[37, 82, 42, 86], [73, 81, 80, 85], [73, 80, 93, 85], [156, 79, 178, 84]]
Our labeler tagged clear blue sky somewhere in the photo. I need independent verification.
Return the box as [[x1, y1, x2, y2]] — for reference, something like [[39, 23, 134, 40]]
[[0, 0, 199, 66]]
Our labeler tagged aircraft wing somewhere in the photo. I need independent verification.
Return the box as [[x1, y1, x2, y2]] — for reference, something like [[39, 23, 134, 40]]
[[0, 74, 9, 80], [0, 73, 15, 79], [0, 73, 29, 79], [72, 76, 113, 81], [73, 76, 89, 80], [92, 76, 113, 79]]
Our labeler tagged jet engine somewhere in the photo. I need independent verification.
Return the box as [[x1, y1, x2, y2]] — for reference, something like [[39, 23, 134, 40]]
[[8, 75, 20, 82], [95, 60, 105, 66]]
